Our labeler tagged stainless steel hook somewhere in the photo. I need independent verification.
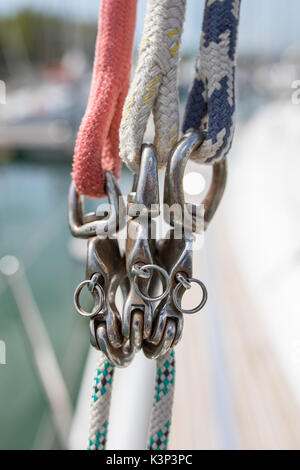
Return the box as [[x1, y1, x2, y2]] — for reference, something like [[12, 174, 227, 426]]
[[164, 130, 227, 232], [68, 171, 125, 239], [144, 131, 227, 359], [123, 144, 161, 344]]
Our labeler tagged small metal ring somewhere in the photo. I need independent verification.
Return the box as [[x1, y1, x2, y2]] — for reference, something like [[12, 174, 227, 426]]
[[173, 277, 207, 314], [74, 280, 105, 318], [133, 264, 170, 302]]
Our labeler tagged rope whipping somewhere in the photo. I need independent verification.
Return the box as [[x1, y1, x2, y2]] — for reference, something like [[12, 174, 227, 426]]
[[183, 0, 241, 163]]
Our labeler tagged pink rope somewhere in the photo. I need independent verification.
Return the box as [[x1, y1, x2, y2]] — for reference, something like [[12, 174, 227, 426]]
[[72, 0, 137, 198]]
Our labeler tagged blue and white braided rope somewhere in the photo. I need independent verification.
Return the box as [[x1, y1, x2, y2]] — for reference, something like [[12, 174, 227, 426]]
[[183, 0, 241, 163], [88, 351, 175, 450]]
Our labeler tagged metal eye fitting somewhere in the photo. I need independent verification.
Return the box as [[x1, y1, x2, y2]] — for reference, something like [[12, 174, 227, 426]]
[[131, 264, 151, 279], [175, 272, 191, 290], [68, 171, 125, 239], [88, 273, 101, 292], [164, 130, 227, 232]]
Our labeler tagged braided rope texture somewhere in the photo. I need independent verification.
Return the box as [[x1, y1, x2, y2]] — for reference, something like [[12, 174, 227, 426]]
[[120, 0, 187, 174], [147, 350, 175, 450], [183, 0, 241, 163], [88, 351, 175, 450], [72, 0, 137, 198], [88, 352, 115, 450]]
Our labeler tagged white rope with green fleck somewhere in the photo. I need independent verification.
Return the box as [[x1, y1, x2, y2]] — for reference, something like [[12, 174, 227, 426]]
[[147, 350, 175, 450], [88, 350, 175, 450], [88, 352, 115, 450]]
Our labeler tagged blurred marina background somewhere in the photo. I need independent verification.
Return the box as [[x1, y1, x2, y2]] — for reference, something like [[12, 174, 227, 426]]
[[0, 0, 300, 450]]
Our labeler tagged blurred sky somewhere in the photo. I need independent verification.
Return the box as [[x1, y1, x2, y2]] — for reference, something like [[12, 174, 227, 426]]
[[0, 0, 299, 56]]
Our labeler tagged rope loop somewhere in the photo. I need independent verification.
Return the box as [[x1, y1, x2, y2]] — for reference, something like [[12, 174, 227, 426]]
[[120, 0, 187, 174], [72, 0, 137, 198], [183, 0, 241, 164]]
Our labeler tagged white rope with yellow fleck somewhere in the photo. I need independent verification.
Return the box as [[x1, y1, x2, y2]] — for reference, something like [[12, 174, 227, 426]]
[[120, 0, 186, 174]]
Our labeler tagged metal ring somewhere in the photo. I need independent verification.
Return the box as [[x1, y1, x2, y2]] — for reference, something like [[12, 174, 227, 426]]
[[74, 280, 105, 318], [132, 264, 170, 302], [173, 277, 207, 314]]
